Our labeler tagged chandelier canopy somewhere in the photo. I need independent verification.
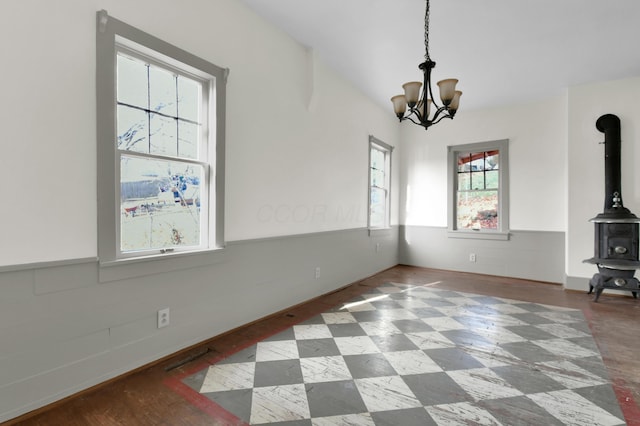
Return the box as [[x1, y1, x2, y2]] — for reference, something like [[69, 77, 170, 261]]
[[391, 0, 461, 130]]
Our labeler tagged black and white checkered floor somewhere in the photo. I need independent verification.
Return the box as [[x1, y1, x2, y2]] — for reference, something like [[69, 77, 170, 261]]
[[180, 283, 625, 425]]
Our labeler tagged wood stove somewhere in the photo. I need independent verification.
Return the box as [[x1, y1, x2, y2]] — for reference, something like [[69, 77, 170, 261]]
[[584, 114, 640, 302]]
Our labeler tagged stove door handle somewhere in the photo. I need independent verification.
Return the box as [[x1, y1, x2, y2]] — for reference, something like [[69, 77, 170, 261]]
[[613, 246, 628, 255]]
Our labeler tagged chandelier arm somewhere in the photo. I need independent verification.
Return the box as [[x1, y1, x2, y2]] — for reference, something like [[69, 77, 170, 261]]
[[430, 108, 454, 125], [420, 80, 431, 108], [402, 116, 420, 126], [404, 108, 425, 124], [420, 60, 443, 110], [425, 77, 442, 110], [430, 105, 446, 122], [401, 115, 430, 127]]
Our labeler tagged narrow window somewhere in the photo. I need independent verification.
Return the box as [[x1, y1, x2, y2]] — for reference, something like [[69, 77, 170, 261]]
[[448, 140, 509, 239], [369, 136, 393, 230]]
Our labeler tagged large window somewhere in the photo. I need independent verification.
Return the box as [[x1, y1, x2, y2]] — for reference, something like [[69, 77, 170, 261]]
[[368, 136, 393, 230], [97, 11, 226, 264], [447, 140, 509, 239]]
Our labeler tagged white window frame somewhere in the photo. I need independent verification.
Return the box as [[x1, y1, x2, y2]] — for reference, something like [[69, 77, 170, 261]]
[[96, 10, 227, 269], [447, 139, 510, 240], [368, 135, 393, 233]]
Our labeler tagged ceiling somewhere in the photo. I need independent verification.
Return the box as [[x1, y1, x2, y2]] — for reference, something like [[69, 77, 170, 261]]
[[240, 0, 640, 112]]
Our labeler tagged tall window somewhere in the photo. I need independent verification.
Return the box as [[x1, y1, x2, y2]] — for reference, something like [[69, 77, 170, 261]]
[[448, 140, 509, 239], [369, 136, 393, 230], [116, 50, 208, 254], [97, 11, 226, 264]]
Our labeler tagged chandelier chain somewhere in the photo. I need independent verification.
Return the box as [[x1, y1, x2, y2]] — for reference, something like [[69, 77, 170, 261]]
[[424, 0, 431, 61]]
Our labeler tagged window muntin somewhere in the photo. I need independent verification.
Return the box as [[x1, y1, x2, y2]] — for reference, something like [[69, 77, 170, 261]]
[[448, 140, 509, 239], [369, 136, 393, 229]]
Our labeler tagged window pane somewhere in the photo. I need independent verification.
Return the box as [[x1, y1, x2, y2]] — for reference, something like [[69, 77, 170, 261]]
[[469, 152, 485, 171], [117, 105, 148, 153], [178, 76, 201, 122], [456, 190, 498, 230], [371, 148, 385, 169], [371, 169, 385, 188], [457, 153, 470, 172], [370, 187, 386, 228], [117, 55, 148, 108], [471, 171, 485, 190], [149, 66, 177, 116], [457, 172, 470, 191], [485, 170, 499, 189], [120, 155, 203, 252], [150, 113, 177, 156], [486, 152, 499, 170], [178, 120, 199, 159]]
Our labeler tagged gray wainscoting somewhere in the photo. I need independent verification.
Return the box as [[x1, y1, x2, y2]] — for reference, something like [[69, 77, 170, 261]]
[[0, 227, 398, 422], [565, 275, 591, 292], [399, 225, 565, 284]]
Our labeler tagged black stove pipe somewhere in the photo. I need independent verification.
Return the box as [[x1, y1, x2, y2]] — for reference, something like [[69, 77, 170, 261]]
[[586, 114, 640, 302], [595, 114, 634, 218]]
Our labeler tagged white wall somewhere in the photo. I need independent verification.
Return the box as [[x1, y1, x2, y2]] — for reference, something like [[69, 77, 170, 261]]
[[397, 97, 567, 282], [398, 75, 640, 289], [2, 0, 639, 421], [566, 76, 640, 287], [0, 0, 399, 267], [1, 0, 98, 265], [0, 0, 401, 421], [400, 96, 568, 232]]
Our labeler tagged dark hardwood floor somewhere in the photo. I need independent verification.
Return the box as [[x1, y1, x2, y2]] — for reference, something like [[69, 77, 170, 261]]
[[5, 265, 640, 425]]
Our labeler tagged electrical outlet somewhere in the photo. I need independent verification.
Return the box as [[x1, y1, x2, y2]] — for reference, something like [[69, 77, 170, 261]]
[[315, 267, 321, 279], [157, 308, 170, 328], [469, 253, 477, 262], [376, 243, 381, 252]]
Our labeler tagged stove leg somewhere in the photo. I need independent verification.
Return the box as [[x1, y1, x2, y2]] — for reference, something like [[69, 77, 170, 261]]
[[594, 287, 604, 302], [588, 285, 594, 295], [633, 292, 638, 299]]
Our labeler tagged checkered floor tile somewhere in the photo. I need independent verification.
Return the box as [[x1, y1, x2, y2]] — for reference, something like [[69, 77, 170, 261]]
[[179, 283, 626, 425]]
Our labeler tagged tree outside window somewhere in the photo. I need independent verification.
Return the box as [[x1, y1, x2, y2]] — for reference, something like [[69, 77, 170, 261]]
[[448, 140, 509, 240]]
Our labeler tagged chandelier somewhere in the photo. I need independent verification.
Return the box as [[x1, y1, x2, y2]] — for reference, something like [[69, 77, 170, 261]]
[[391, 0, 461, 130]]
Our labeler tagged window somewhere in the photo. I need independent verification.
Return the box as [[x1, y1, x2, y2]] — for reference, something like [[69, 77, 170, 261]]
[[368, 136, 393, 230], [97, 10, 227, 264], [447, 140, 509, 239]]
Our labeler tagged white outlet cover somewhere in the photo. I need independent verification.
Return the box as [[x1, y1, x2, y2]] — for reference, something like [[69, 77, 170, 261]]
[[157, 308, 170, 328]]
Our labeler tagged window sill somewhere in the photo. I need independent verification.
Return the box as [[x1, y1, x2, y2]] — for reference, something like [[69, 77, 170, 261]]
[[447, 230, 510, 241], [99, 246, 226, 282]]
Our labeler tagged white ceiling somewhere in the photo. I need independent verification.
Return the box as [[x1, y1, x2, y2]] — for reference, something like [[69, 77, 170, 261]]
[[240, 0, 640, 112]]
